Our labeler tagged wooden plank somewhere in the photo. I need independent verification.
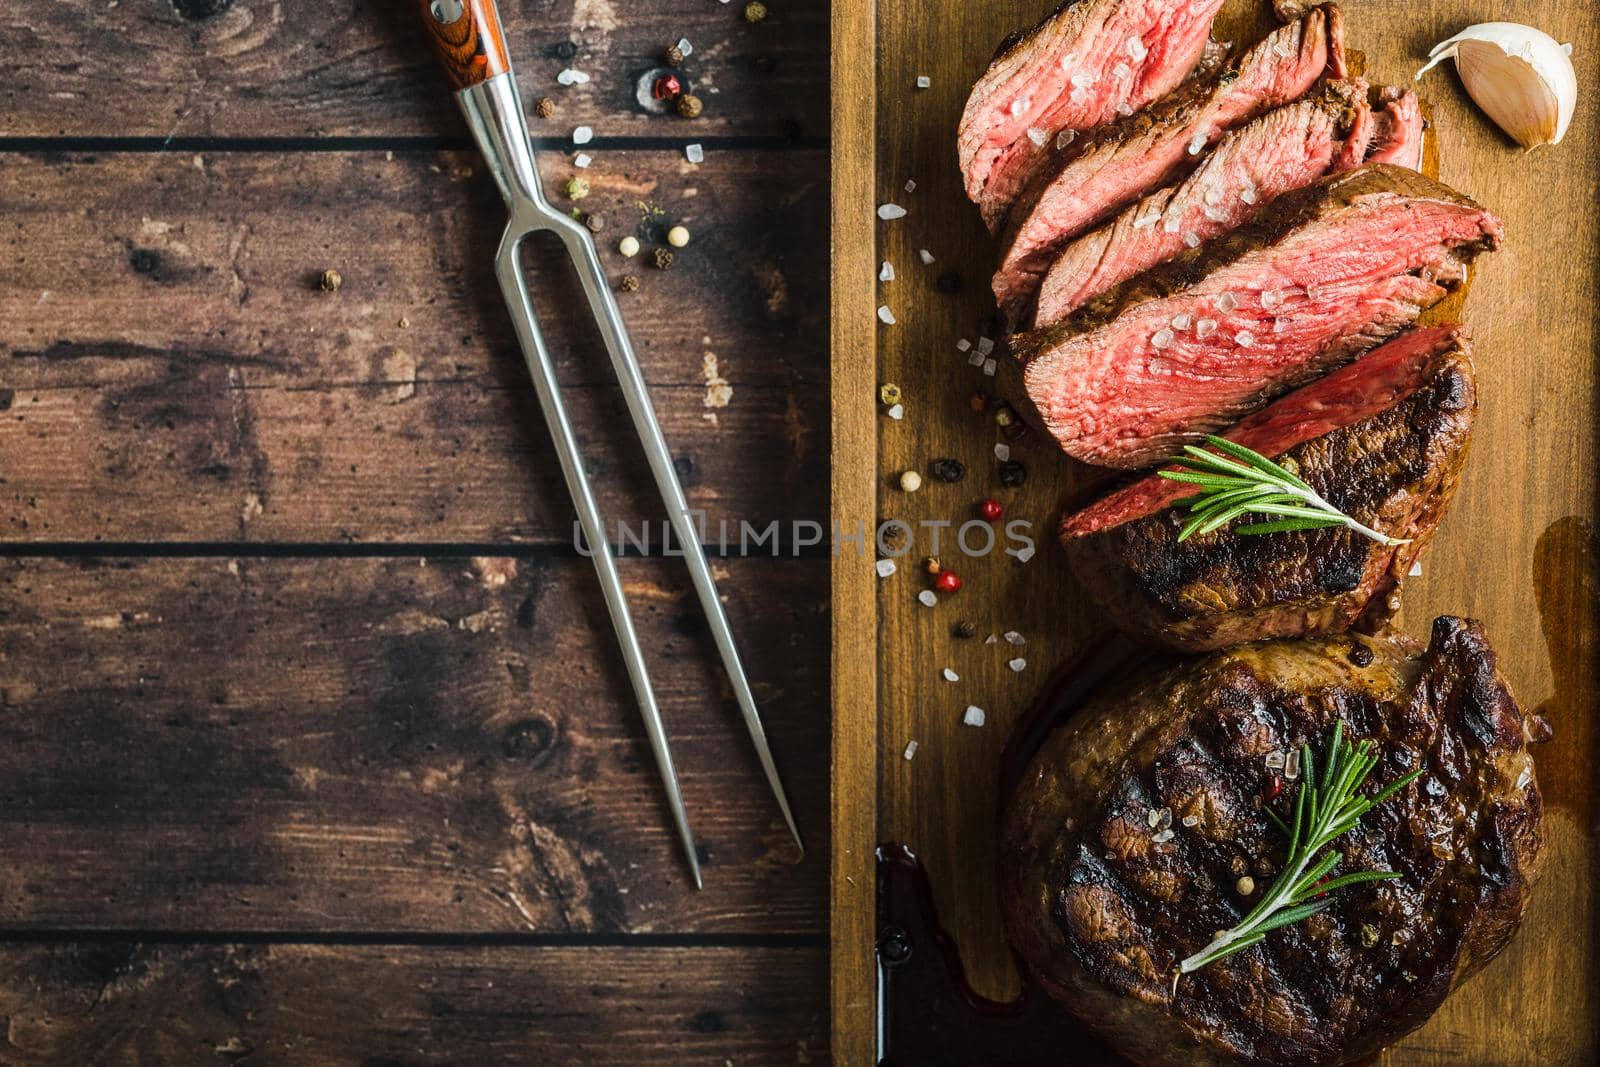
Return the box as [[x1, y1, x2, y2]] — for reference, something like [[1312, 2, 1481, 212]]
[[828, 0, 880, 1063], [0, 0, 827, 140], [0, 942, 826, 1065], [0, 554, 826, 935], [856, 0, 1599, 1061], [0, 149, 826, 542]]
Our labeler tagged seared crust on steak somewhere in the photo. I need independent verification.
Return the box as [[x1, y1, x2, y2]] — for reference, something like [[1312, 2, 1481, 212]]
[[999, 619, 1543, 1066], [1061, 329, 1477, 652]]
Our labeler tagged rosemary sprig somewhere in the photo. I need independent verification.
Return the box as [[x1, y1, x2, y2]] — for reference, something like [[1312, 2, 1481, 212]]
[[1175, 722, 1424, 981], [1157, 436, 1410, 546]]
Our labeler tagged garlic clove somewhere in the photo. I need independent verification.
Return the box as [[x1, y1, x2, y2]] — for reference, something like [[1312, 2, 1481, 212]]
[[1417, 22, 1577, 149]]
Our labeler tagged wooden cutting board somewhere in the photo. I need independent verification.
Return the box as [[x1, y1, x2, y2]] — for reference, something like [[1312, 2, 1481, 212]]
[[831, 1, 1598, 1063]]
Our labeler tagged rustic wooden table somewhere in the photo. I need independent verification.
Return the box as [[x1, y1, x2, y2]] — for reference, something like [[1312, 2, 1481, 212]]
[[0, 2, 828, 1062]]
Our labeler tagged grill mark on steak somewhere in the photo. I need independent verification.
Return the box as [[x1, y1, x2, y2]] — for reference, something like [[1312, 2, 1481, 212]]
[[1059, 326, 1477, 652], [1034, 78, 1376, 325], [992, 5, 1345, 321], [1011, 165, 1502, 469], [1367, 87, 1426, 170], [1000, 620, 1543, 1067], [959, 0, 1228, 228]]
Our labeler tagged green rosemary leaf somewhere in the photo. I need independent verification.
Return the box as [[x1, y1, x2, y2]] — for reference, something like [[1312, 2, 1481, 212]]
[[1201, 434, 1314, 492], [1174, 728, 1422, 983], [1159, 439, 1404, 546]]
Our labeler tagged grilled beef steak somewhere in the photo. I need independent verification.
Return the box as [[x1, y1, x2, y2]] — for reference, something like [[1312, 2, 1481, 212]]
[[1034, 79, 1375, 325], [1061, 326, 1476, 652], [1000, 618, 1543, 1066], [1011, 165, 1502, 469], [1368, 87, 1426, 170], [993, 5, 1345, 322], [959, 0, 1228, 231]]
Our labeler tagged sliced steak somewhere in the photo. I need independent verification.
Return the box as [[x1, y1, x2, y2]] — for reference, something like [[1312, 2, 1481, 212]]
[[1034, 79, 1375, 325], [1011, 164, 1503, 469], [959, 0, 1227, 230], [1060, 326, 1476, 652], [1368, 87, 1426, 170], [993, 5, 1345, 321], [1000, 618, 1543, 1067]]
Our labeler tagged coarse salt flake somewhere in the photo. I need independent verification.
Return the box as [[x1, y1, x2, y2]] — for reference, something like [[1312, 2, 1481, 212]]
[[918, 590, 938, 607], [1240, 185, 1259, 205], [880, 261, 895, 282], [963, 706, 987, 728], [1236, 330, 1256, 348], [1152, 829, 1175, 844], [1009, 96, 1031, 116], [982, 358, 997, 377], [903, 740, 919, 760], [942, 668, 959, 682], [1182, 814, 1200, 827], [1027, 127, 1049, 147], [1113, 62, 1131, 81], [1216, 292, 1238, 312], [1069, 86, 1089, 105], [1133, 207, 1162, 229], [1070, 73, 1094, 89], [916, 75, 931, 89], [1004, 630, 1025, 645], [994, 443, 1011, 462], [1127, 35, 1148, 61], [1171, 312, 1192, 330], [572, 126, 594, 144], [918, 249, 935, 265], [886, 403, 904, 420], [976, 337, 996, 357], [1204, 205, 1229, 223], [1183, 231, 1201, 248], [557, 68, 591, 86], [985, 634, 998, 645], [574, 153, 591, 168], [875, 558, 897, 578], [877, 305, 896, 325], [956, 338, 972, 353], [1195, 318, 1218, 338], [904, 178, 917, 193], [1008, 658, 1027, 673], [1115, 101, 1133, 117], [676, 38, 693, 57], [1261, 289, 1282, 310], [1273, 317, 1290, 333], [967, 349, 985, 367], [878, 203, 907, 220], [1204, 185, 1224, 207], [1151, 327, 1175, 349], [1188, 132, 1207, 155], [1056, 128, 1077, 150], [685, 143, 705, 163], [1409, 561, 1423, 577]]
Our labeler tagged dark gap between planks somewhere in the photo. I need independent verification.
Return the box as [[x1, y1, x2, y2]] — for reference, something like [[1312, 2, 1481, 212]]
[[0, 929, 826, 949], [0, 135, 830, 154]]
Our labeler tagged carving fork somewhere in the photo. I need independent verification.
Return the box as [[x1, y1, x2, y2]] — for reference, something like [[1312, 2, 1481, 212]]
[[415, 0, 803, 886]]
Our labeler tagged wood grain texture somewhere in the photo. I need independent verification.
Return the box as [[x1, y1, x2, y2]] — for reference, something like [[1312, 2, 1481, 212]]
[[0, 150, 825, 543], [846, 0, 1599, 1061], [416, 0, 512, 91], [0, 942, 826, 1065], [829, 0, 879, 1063], [0, 0, 825, 140], [0, 555, 824, 934]]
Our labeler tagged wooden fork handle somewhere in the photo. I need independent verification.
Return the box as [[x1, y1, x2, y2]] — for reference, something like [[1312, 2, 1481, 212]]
[[417, 0, 511, 91]]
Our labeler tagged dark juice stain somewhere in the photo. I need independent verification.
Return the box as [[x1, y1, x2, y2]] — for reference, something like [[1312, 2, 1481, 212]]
[[878, 635, 1151, 1066], [1532, 515, 1598, 829]]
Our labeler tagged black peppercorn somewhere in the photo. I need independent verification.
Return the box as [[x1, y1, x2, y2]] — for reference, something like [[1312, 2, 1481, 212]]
[[653, 248, 675, 270], [619, 274, 640, 293], [1348, 643, 1374, 667], [952, 620, 978, 639], [998, 459, 1027, 488], [584, 213, 605, 233], [664, 44, 686, 66], [929, 458, 966, 483], [553, 40, 578, 60], [534, 96, 556, 119], [935, 271, 963, 294]]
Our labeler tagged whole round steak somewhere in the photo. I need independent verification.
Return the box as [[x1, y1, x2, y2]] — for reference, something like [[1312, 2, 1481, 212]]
[[999, 618, 1543, 1066]]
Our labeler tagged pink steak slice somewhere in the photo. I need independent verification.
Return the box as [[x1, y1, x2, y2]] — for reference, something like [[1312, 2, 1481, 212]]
[[992, 4, 1345, 322], [1033, 78, 1375, 325], [958, 0, 1228, 233], [1011, 164, 1502, 469]]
